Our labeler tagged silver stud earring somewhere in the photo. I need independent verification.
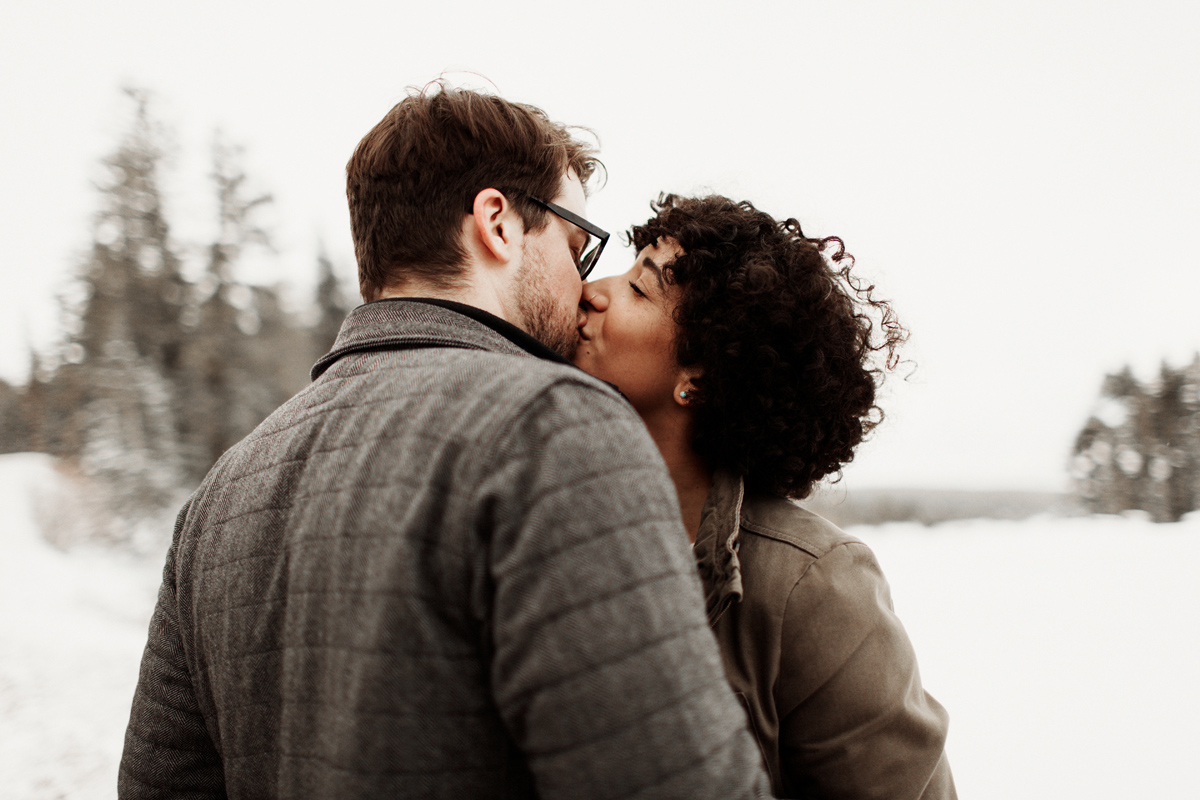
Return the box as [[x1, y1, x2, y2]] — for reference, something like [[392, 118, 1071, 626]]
[[679, 390, 689, 400]]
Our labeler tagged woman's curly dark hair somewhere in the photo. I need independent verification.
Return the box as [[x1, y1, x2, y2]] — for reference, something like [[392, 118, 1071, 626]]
[[630, 194, 907, 499]]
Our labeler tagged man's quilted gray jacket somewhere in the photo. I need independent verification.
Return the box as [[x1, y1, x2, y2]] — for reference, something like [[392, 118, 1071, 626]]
[[119, 300, 770, 800]]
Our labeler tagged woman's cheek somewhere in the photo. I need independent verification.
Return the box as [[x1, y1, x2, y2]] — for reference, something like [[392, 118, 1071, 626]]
[[574, 342, 597, 368]]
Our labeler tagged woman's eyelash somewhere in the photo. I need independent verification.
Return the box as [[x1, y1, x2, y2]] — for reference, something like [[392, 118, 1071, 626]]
[[629, 282, 646, 297]]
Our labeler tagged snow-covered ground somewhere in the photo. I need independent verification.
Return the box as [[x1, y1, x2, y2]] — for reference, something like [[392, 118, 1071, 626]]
[[0, 454, 165, 799], [1, 452, 1198, 799], [855, 515, 1200, 798]]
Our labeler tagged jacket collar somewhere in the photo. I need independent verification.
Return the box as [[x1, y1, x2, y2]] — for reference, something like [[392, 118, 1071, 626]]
[[311, 298, 566, 380], [693, 468, 746, 626]]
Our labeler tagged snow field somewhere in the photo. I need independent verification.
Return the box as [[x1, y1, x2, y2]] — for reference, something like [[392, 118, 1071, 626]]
[[855, 515, 1200, 799], [2, 452, 1199, 798], [0, 455, 163, 800]]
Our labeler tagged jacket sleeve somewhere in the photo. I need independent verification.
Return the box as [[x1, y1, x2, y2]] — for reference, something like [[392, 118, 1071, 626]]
[[775, 541, 956, 800], [479, 379, 773, 800], [119, 500, 227, 799]]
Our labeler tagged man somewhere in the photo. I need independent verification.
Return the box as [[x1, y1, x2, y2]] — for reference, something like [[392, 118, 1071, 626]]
[[119, 85, 772, 799]]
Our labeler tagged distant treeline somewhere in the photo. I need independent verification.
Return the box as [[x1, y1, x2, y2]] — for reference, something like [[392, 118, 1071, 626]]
[[1071, 357, 1200, 522], [0, 89, 353, 531], [806, 488, 1073, 528]]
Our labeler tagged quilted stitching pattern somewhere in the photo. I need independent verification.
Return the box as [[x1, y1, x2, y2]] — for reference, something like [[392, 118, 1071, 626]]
[[119, 302, 770, 800]]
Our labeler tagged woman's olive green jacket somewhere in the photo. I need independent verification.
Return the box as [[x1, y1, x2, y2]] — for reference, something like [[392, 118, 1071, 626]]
[[694, 470, 957, 799]]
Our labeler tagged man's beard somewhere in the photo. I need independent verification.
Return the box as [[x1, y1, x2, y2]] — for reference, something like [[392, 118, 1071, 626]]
[[513, 254, 579, 361]]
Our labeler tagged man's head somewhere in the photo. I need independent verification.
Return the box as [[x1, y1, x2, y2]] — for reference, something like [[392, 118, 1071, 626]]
[[346, 85, 600, 312]]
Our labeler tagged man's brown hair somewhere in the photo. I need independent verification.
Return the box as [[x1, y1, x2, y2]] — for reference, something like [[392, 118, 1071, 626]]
[[347, 84, 600, 300]]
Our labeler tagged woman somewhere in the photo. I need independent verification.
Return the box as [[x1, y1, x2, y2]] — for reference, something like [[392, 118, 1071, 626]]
[[574, 194, 956, 799]]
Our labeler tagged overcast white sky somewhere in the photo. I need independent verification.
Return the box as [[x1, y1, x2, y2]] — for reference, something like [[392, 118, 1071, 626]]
[[3, 0, 1198, 492]]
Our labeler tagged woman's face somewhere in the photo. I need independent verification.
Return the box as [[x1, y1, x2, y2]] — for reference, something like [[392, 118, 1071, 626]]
[[574, 238, 688, 416]]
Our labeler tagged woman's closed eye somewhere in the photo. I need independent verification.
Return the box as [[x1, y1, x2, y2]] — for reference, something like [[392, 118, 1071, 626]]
[[629, 281, 647, 298]]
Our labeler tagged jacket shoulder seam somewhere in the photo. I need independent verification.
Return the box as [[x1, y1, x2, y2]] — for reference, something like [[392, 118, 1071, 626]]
[[739, 514, 859, 559]]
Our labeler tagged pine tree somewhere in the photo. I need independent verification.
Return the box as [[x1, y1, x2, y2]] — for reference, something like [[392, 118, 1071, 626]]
[[0, 377, 29, 454], [312, 246, 351, 360], [74, 87, 189, 378], [77, 313, 182, 519], [34, 87, 189, 532], [1186, 355, 1200, 516], [174, 132, 295, 480], [1146, 362, 1191, 521], [1098, 367, 1144, 513], [21, 349, 88, 459], [1072, 356, 1200, 521]]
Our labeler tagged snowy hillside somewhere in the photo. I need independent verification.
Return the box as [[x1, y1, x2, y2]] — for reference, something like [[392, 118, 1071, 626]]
[[1, 453, 1198, 799]]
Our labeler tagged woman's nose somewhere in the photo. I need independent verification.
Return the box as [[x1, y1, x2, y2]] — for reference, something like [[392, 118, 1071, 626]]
[[580, 279, 610, 312]]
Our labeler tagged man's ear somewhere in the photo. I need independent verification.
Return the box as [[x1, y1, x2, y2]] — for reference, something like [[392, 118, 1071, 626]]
[[673, 366, 705, 407], [470, 188, 520, 265]]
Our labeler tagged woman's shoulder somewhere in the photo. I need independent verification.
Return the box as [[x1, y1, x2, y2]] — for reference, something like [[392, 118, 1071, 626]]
[[732, 491, 890, 620], [737, 494, 916, 709], [738, 491, 865, 563]]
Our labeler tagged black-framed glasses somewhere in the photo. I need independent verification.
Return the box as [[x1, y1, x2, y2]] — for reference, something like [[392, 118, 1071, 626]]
[[525, 195, 609, 279]]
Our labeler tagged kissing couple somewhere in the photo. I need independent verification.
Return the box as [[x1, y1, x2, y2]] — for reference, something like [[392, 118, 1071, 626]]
[[120, 84, 955, 800]]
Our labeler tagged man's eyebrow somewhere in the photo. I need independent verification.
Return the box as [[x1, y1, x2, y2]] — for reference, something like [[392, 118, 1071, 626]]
[[641, 256, 666, 292]]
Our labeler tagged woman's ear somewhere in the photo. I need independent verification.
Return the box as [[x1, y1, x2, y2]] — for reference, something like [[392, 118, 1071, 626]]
[[673, 367, 704, 407], [470, 188, 519, 265]]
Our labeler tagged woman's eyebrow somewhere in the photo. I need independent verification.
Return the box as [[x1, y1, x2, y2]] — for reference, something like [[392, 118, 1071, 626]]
[[641, 256, 666, 292]]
